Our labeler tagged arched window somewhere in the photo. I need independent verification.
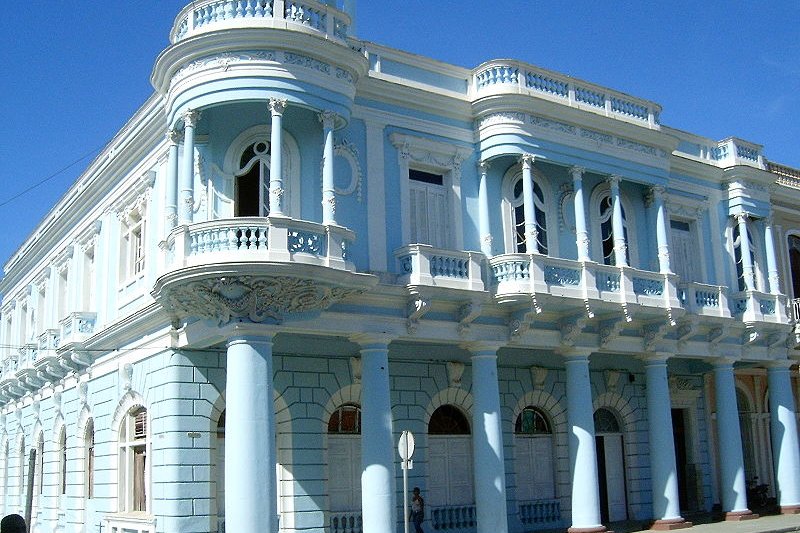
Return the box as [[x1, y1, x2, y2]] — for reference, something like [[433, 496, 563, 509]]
[[58, 428, 67, 498], [514, 407, 556, 503], [593, 408, 621, 433], [328, 404, 362, 514], [85, 419, 94, 500], [597, 191, 630, 266], [118, 407, 148, 513], [428, 405, 473, 508], [503, 167, 550, 254], [787, 235, 800, 300], [235, 141, 271, 217]]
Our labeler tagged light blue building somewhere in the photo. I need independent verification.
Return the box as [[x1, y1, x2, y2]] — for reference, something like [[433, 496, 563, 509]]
[[2, 2, 800, 533]]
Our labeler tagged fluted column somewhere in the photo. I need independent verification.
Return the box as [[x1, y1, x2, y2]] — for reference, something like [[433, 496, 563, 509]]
[[521, 154, 538, 253], [651, 186, 673, 274], [735, 213, 756, 291], [713, 359, 754, 519], [767, 361, 800, 513], [320, 111, 337, 225], [179, 110, 199, 225], [353, 335, 396, 533], [764, 214, 781, 294], [563, 349, 605, 532], [269, 98, 287, 216], [571, 166, 591, 262], [642, 355, 691, 529], [608, 175, 628, 267], [478, 161, 493, 257], [165, 128, 181, 231], [225, 332, 278, 533], [468, 343, 508, 533]]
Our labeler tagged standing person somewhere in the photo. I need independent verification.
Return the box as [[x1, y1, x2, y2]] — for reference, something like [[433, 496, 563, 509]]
[[410, 487, 425, 533]]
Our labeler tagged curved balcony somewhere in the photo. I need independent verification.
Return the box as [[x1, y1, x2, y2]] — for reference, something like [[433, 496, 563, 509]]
[[170, 0, 351, 44], [152, 217, 377, 324], [471, 60, 661, 129]]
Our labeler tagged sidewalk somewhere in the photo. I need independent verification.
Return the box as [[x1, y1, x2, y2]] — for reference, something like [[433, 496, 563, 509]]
[[622, 512, 800, 533]]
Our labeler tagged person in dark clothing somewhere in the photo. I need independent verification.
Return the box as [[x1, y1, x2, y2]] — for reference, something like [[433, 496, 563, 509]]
[[0, 514, 26, 533], [410, 487, 425, 533]]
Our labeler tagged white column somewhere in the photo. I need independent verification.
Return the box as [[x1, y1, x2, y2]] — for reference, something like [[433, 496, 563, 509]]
[[563, 350, 605, 532], [269, 98, 287, 216], [608, 175, 628, 267], [713, 359, 753, 518], [642, 355, 690, 528], [320, 111, 337, 225], [468, 344, 508, 533], [478, 161, 492, 257], [354, 335, 396, 533], [520, 154, 538, 254], [179, 110, 199, 225], [165, 128, 181, 232], [225, 332, 278, 533], [767, 361, 800, 513], [651, 186, 673, 274], [764, 214, 781, 294], [736, 213, 756, 291], [571, 166, 591, 262]]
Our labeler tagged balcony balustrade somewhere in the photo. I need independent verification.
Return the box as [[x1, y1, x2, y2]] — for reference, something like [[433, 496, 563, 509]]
[[103, 515, 156, 533], [472, 60, 661, 128], [731, 290, 787, 324], [59, 312, 98, 346], [679, 283, 731, 318], [170, 0, 351, 44], [395, 244, 485, 292]]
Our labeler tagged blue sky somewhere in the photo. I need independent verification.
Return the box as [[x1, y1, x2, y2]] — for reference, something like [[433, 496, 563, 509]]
[[1, 1, 798, 274]]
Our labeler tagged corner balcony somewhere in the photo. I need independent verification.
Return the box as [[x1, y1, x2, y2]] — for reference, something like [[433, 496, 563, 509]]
[[170, 0, 352, 44], [152, 217, 377, 324]]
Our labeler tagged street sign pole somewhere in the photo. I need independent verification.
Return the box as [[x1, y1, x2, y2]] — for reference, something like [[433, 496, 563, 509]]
[[398, 430, 415, 533]]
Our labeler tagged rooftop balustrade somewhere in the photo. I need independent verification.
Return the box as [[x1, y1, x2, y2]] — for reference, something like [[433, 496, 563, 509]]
[[170, 0, 351, 44], [472, 60, 661, 129]]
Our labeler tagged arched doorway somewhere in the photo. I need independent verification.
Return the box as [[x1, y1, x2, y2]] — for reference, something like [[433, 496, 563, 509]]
[[428, 405, 474, 510], [594, 408, 627, 522], [327, 404, 362, 517]]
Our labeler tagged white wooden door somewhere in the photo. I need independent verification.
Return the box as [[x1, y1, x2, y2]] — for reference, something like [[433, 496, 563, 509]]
[[428, 436, 473, 506], [603, 435, 627, 522], [670, 220, 698, 282], [329, 436, 362, 511], [514, 436, 555, 501], [409, 181, 449, 248]]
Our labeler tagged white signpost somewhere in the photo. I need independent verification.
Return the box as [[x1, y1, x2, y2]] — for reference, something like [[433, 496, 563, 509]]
[[398, 430, 416, 533]]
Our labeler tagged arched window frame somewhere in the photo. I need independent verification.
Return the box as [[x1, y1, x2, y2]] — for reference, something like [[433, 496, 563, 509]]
[[514, 406, 553, 436], [117, 406, 150, 513], [57, 427, 67, 501], [589, 183, 638, 267], [785, 231, 800, 300], [513, 406, 557, 503], [501, 165, 554, 255], [222, 125, 302, 219], [84, 419, 94, 500], [327, 404, 362, 435], [593, 407, 622, 434]]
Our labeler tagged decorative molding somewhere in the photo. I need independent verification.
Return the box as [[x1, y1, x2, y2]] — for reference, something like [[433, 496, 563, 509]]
[[161, 276, 365, 325], [529, 365, 548, 389], [446, 361, 465, 388], [604, 369, 622, 392], [172, 51, 278, 85], [332, 139, 363, 201], [349, 356, 362, 384], [390, 133, 473, 171]]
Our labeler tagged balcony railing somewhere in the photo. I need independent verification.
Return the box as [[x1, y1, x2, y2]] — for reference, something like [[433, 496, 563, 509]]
[[679, 283, 731, 318], [472, 60, 660, 128], [170, 0, 351, 44], [518, 498, 561, 525], [329, 511, 362, 533], [429, 505, 476, 531], [164, 217, 355, 273], [395, 244, 485, 292], [103, 515, 156, 533], [731, 290, 787, 323], [59, 312, 98, 346]]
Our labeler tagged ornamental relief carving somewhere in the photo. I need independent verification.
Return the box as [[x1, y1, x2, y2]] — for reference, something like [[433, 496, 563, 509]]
[[162, 276, 365, 325]]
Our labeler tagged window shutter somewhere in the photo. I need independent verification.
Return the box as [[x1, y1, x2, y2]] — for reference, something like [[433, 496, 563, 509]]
[[134, 410, 147, 439]]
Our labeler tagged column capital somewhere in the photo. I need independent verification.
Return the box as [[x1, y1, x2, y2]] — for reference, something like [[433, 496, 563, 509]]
[[520, 153, 535, 168], [182, 109, 200, 128], [350, 332, 393, 349], [166, 128, 182, 145], [570, 166, 585, 180], [650, 184, 666, 199], [269, 98, 288, 116], [712, 356, 739, 369], [606, 174, 622, 188], [318, 110, 338, 129], [734, 211, 751, 224], [478, 160, 491, 174], [766, 358, 796, 371], [461, 341, 504, 356], [558, 347, 593, 360], [638, 352, 671, 365]]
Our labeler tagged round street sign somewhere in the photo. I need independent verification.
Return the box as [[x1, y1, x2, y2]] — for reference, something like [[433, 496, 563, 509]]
[[398, 430, 415, 460]]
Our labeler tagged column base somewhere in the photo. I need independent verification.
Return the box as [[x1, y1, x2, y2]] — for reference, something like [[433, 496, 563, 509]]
[[568, 527, 609, 533], [651, 518, 692, 530], [724, 510, 758, 521], [780, 505, 800, 514]]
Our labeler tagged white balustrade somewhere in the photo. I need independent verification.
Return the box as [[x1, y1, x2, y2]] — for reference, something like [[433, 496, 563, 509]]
[[164, 217, 355, 273], [103, 515, 156, 533], [170, 0, 351, 43], [731, 289, 787, 323], [472, 60, 660, 128], [59, 312, 98, 346], [395, 244, 485, 291], [680, 283, 731, 318]]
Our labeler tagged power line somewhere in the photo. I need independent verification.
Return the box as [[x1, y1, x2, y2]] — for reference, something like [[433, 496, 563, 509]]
[[0, 146, 104, 209]]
